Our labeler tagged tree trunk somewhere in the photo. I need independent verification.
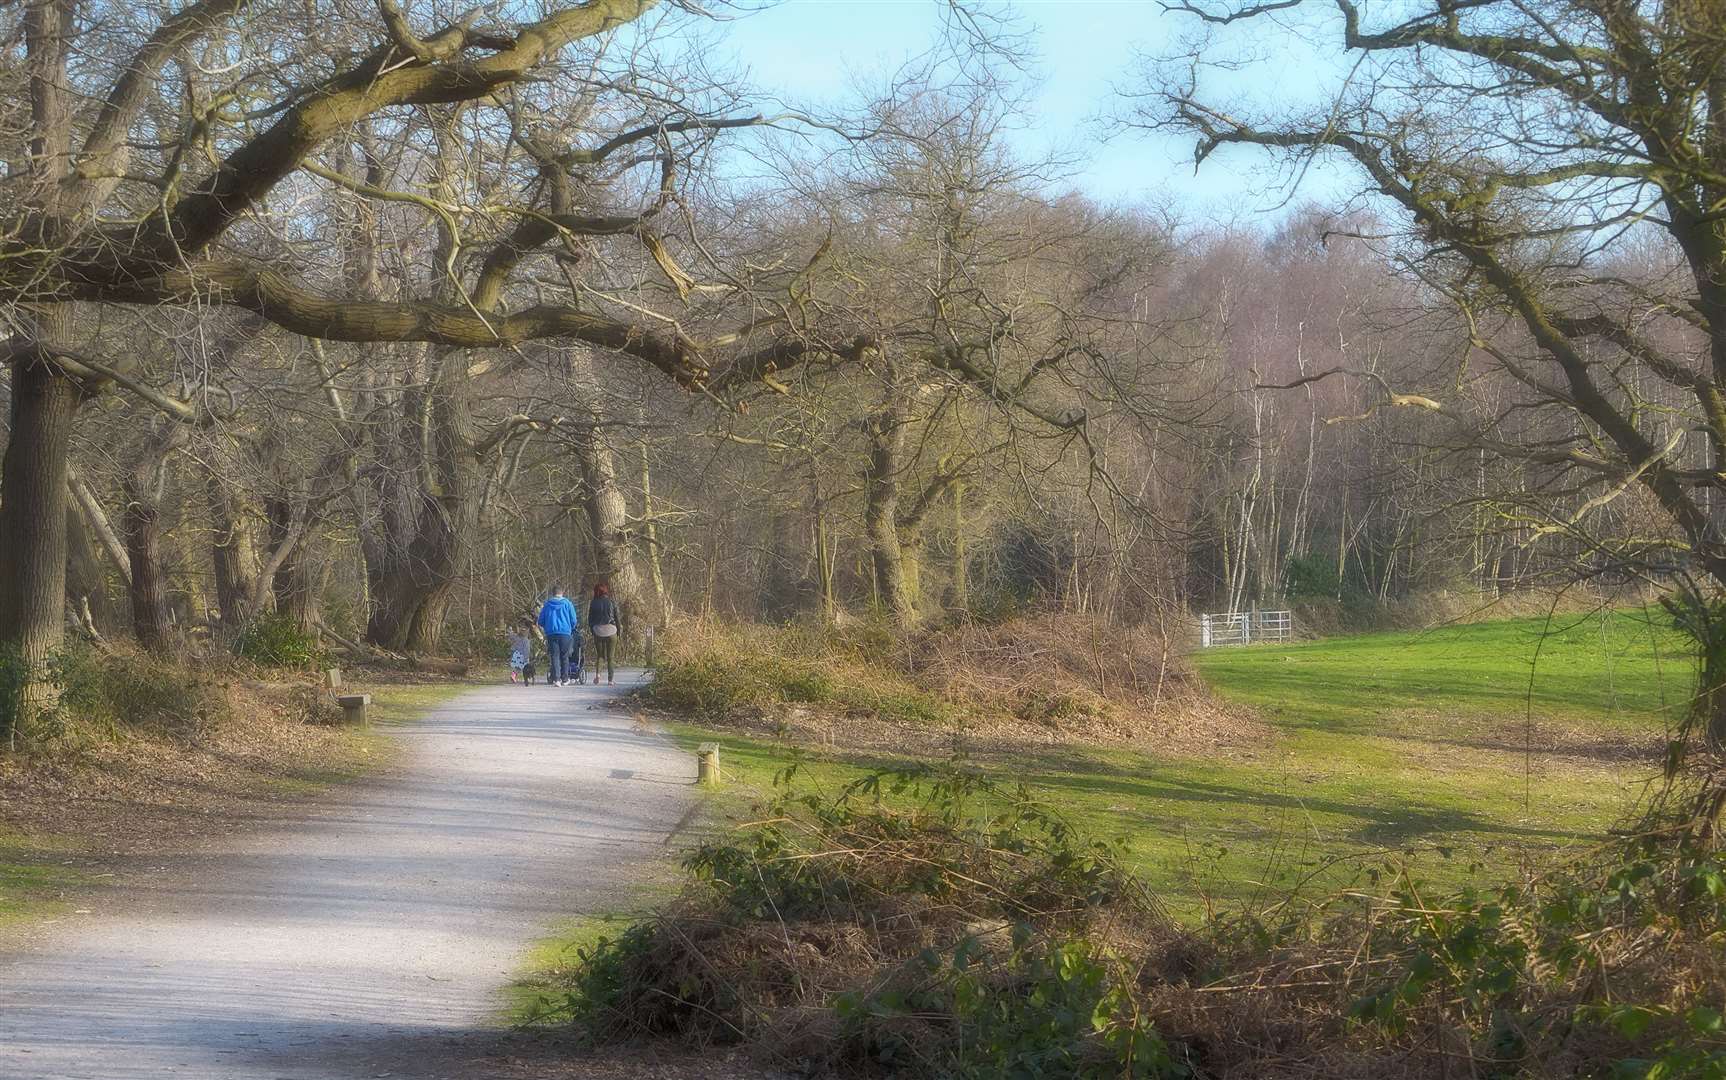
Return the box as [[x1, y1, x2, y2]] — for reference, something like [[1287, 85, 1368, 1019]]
[[208, 469, 264, 627], [122, 481, 171, 651], [951, 477, 969, 615], [566, 349, 651, 642], [64, 502, 109, 642], [69, 471, 132, 586], [379, 510, 466, 654], [121, 427, 186, 652], [265, 495, 322, 634], [573, 422, 649, 627], [812, 473, 836, 621], [363, 349, 477, 654], [639, 436, 673, 627], [901, 526, 925, 612], [1704, 650, 1726, 752], [863, 404, 917, 625], [0, 353, 84, 732], [2, 0, 82, 737], [401, 585, 456, 655]]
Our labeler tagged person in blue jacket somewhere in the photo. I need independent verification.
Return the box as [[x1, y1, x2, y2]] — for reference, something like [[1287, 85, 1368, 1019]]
[[536, 585, 579, 686]]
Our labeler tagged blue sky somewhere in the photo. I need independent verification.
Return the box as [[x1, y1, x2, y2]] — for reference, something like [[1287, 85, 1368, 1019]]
[[714, 0, 1353, 218]]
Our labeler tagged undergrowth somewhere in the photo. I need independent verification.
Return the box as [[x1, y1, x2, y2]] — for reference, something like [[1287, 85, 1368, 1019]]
[[538, 763, 1179, 1076], [646, 615, 1199, 739], [231, 614, 330, 670], [649, 620, 954, 728], [539, 763, 1726, 1078], [1, 639, 347, 753], [0, 642, 238, 748]]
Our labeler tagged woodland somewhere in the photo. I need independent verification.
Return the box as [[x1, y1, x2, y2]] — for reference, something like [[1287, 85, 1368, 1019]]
[[6, 0, 1717, 711]]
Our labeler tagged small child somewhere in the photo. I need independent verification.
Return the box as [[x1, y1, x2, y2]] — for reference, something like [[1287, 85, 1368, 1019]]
[[506, 621, 533, 683]]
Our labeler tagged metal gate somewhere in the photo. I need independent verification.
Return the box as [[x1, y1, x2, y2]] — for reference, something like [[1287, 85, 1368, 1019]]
[[1198, 609, 1293, 647]]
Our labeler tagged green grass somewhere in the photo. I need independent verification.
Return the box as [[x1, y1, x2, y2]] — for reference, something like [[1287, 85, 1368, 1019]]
[[367, 682, 477, 726], [503, 879, 679, 1024], [661, 610, 1691, 918], [1195, 608, 1686, 737], [255, 683, 473, 793], [0, 831, 90, 929]]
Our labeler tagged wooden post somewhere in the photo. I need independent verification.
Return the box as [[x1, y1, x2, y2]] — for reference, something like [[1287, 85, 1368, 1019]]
[[644, 625, 656, 669], [696, 742, 720, 785], [336, 693, 371, 726]]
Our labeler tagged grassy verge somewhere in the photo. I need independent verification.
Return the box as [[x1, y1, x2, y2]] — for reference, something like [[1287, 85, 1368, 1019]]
[[253, 682, 472, 792], [544, 757, 1726, 1078], [0, 831, 90, 929], [650, 610, 1687, 917], [504, 880, 681, 1024], [367, 681, 479, 726]]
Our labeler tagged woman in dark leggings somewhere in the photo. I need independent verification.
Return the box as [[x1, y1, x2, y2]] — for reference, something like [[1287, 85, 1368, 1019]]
[[587, 582, 620, 685]]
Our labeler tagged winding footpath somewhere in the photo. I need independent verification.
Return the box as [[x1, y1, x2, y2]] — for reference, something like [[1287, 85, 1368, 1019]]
[[0, 673, 696, 1079]]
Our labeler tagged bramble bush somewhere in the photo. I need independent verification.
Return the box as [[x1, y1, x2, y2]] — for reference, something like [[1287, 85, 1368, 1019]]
[[541, 760, 1726, 1078], [538, 764, 1185, 1076]]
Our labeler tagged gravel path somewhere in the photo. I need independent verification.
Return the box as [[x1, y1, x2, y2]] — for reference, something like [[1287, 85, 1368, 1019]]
[[0, 672, 702, 1079]]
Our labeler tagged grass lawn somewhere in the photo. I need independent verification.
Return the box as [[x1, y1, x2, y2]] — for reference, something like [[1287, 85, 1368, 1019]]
[[662, 609, 1692, 918]]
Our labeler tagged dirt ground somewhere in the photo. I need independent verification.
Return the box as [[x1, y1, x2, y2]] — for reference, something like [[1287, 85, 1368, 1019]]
[[2, 676, 411, 859]]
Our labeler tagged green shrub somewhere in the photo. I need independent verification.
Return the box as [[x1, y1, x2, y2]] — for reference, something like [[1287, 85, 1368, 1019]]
[[549, 756, 1726, 1078], [780, 668, 836, 703], [647, 655, 784, 718], [232, 615, 328, 670], [838, 932, 1181, 1078], [0, 643, 236, 748], [540, 920, 660, 1034], [648, 621, 968, 731], [52, 645, 232, 739]]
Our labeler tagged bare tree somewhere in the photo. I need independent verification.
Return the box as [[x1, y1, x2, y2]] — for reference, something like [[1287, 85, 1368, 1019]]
[[0, 0, 852, 719], [1137, 0, 1726, 747]]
